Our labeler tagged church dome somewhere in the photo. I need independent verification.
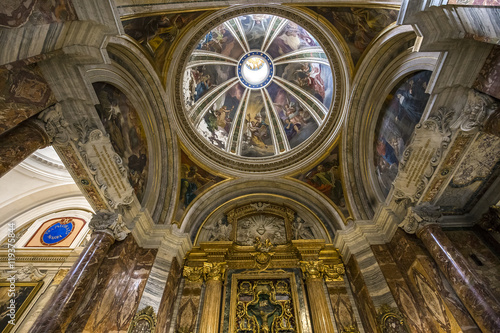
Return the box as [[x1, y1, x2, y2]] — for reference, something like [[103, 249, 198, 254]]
[[173, 8, 348, 174]]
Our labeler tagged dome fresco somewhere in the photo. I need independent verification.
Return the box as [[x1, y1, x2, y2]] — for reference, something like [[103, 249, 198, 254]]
[[182, 14, 334, 158]]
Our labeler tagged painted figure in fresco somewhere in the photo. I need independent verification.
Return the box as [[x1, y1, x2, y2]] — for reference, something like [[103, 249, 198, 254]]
[[295, 63, 326, 101], [245, 114, 269, 149], [376, 137, 399, 166], [306, 162, 344, 206], [179, 164, 213, 208], [194, 74, 212, 102], [284, 118, 301, 140], [240, 15, 269, 49]]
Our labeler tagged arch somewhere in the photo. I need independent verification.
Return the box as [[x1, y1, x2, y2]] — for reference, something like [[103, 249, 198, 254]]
[[342, 24, 438, 219]]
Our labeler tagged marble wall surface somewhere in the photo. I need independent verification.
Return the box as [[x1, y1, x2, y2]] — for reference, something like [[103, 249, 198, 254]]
[[372, 244, 437, 332], [175, 280, 203, 333], [326, 279, 360, 332], [0, 61, 56, 135], [156, 258, 182, 332], [345, 256, 379, 333], [388, 229, 479, 333], [474, 45, 500, 100], [445, 229, 500, 300], [67, 236, 156, 333]]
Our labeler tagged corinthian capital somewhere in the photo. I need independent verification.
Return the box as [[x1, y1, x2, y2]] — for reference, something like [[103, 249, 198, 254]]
[[203, 262, 227, 281], [300, 260, 325, 280], [399, 203, 442, 234], [89, 210, 130, 241]]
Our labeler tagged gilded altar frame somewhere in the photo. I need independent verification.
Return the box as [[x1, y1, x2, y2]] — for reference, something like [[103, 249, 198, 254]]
[[228, 271, 303, 333]]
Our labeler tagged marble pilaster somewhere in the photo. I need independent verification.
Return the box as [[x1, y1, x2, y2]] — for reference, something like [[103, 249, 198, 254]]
[[28, 211, 129, 332], [300, 260, 337, 332], [0, 120, 49, 178]]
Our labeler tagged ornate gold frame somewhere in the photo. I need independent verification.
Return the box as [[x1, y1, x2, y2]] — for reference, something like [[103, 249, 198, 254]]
[[228, 272, 303, 333]]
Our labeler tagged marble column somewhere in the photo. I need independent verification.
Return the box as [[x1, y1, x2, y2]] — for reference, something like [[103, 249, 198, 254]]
[[0, 120, 49, 178], [300, 260, 337, 332], [199, 262, 226, 333], [400, 204, 500, 333], [29, 211, 130, 333]]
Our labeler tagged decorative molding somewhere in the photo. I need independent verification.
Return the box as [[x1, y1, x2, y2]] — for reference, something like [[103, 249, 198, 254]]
[[0, 264, 46, 282], [399, 203, 442, 234], [36, 103, 73, 145], [89, 211, 130, 241], [128, 306, 157, 333], [77, 128, 134, 208], [451, 90, 498, 133], [183, 266, 204, 283]]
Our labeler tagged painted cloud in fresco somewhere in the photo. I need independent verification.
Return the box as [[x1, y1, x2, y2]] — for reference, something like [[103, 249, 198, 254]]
[[183, 14, 336, 158], [374, 71, 432, 197]]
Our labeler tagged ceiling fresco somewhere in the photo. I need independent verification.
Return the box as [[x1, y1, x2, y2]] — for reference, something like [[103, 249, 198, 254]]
[[0, 0, 78, 28], [373, 70, 432, 197], [94, 82, 149, 202], [182, 14, 334, 158], [307, 7, 399, 67], [294, 145, 349, 218], [174, 150, 225, 225], [122, 11, 208, 71]]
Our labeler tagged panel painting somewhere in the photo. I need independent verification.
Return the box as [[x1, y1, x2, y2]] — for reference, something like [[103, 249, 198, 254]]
[[374, 70, 432, 197], [241, 91, 275, 157], [94, 82, 149, 202]]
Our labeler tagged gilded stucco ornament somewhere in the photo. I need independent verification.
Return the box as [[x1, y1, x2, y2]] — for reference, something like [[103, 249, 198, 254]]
[[89, 210, 130, 241], [299, 260, 325, 280], [399, 203, 442, 234], [183, 266, 204, 283], [128, 306, 157, 333], [324, 263, 345, 282], [203, 262, 227, 281]]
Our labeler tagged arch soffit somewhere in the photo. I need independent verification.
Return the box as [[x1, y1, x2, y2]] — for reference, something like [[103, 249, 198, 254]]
[[342, 25, 438, 220], [180, 178, 345, 240], [84, 37, 179, 224]]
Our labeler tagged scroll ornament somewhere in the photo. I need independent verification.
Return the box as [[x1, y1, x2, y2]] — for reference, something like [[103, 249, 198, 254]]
[[399, 203, 442, 234], [89, 210, 130, 241]]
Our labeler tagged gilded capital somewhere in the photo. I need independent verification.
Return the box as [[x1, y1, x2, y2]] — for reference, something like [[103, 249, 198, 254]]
[[183, 266, 204, 283], [203, 262, 227, 281], [300, 260, 325, 280], [324, 264, 345, 281]]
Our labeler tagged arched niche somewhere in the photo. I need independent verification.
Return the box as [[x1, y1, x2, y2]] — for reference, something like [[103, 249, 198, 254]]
[[180, 178, 344, 242], [194, 199, 331, 246], [84, 37, 178, 223], [343, 24, 439, 219]]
